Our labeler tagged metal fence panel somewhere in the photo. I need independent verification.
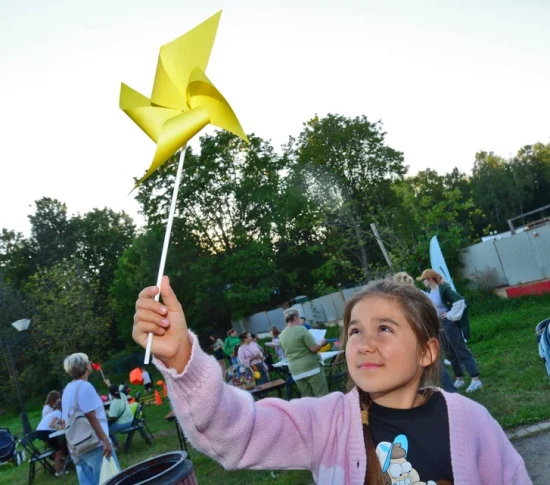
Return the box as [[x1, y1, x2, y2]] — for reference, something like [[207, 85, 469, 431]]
[[232, 319, 246, 335], [266, 308, 285, 330], [319, 294, 338, 322], [460, 241, 508, 287], [342, 286, 367, 301], [301, 302, 317, 324], [330, 292, 345, 320], [245, 312, 270, 334], [495, 232, 543, 286], [529, 224, 550, 280], [308, 299, 328, 324]]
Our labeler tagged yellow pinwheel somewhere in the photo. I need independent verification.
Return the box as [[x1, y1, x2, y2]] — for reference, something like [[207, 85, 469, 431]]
[[120, 10, 248, 186]]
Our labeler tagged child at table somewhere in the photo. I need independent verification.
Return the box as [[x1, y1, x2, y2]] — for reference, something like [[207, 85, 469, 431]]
[[132, 277, 530, 485], [265, 326, 285, 361]]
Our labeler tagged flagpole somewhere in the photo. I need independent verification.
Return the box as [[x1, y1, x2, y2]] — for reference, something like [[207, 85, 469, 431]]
[[144, 145, 187, 364]]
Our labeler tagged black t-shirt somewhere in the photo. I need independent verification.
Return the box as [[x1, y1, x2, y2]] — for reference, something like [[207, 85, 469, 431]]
[[367, 391, 454, 484]]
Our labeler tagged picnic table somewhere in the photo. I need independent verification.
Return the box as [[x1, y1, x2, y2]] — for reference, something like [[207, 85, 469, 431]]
[[272, 350, 343, 369], [48, 429, 72, 473], [249, 379, 286, 400], [164, 410, 189, 455]]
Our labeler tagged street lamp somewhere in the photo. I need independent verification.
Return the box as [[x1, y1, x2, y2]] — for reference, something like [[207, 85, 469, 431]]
[[3, 319, 32, 436]]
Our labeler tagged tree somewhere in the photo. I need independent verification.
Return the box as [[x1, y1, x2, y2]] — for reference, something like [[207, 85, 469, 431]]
[[28, 198, 76, 268], [23, 259, 109, 392], [391, 171, 482, 275], [133, 132, 294, 322], [72, 208, 135, 295], [291, 114, 407, 279]]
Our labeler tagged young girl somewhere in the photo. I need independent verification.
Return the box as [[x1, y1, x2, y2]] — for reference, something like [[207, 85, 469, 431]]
[[265, 326, 285, 361], [133, 276, 530, 485]]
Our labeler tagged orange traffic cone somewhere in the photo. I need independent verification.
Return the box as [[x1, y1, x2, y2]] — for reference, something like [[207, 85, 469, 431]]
[[154, 390, 163, 405]]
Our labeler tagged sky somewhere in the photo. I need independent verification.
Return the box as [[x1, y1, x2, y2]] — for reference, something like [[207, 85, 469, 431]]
[[1, 0, 549, 235]]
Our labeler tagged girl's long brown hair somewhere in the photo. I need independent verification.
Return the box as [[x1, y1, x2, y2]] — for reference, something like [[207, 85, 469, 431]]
[[44, 390, 60, 408], [340, 279, 441, 485]]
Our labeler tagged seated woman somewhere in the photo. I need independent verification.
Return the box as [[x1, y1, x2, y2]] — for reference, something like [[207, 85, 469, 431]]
[[237, 332, 270, 385], [107, 385, 134, 451], [36, 400, 68, 477], [42, 390, 60, 418]]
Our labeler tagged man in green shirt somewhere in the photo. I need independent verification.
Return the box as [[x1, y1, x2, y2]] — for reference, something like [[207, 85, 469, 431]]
[[279, 309, 329, 397]]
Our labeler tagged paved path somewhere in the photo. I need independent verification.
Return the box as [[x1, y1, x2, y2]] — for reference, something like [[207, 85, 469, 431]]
[[513, 429, 550, 484]]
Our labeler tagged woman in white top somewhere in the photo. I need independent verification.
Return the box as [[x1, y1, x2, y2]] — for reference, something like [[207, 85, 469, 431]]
[[36, 400, 68, 476], [61, 352, 118, 485], [237, 332, 270, 385], [42, 390, 60, 418]]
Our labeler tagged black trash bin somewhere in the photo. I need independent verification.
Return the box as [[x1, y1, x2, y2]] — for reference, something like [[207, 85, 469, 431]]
[[103, 451, 197, 485]]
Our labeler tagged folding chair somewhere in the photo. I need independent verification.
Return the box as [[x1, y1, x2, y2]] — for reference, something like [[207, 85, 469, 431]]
[[19, 431, 56, 485], [285, 376, 301, 400], [119, 403, 152, 453], [137, 402, 154, 440]]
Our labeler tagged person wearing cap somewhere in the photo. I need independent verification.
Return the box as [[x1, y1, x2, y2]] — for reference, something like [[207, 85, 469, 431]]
[[392, 271, 457, 394], [417, 269, 483, 393]]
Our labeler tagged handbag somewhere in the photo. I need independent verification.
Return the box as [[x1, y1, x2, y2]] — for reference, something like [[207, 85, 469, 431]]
[[99, 456, 120, 484], [65, 381, 102, 460]]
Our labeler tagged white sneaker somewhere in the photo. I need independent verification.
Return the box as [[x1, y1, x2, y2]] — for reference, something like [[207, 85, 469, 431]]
[[453, 379, 466, 389], [466, 380, 483, 393], [444, 359, 451, 366]]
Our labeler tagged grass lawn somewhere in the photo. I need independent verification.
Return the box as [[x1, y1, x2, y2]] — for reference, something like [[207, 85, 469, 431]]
[[1, 295, 549, 484]]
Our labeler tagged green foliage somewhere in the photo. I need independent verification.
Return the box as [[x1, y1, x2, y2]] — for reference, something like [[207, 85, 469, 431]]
[[1, 116, 550, 410], [22, 259, 109, 393]]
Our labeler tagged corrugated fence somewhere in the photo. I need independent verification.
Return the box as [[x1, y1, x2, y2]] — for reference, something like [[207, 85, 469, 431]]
[[461, 224, 550, 287], [233, 285, 367, 335]]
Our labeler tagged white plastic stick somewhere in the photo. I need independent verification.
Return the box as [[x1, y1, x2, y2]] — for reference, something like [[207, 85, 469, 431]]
[[144, 146, 187, 364]]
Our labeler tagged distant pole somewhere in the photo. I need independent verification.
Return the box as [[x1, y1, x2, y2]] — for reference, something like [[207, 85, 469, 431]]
[[370, 223, 393, 272], [6, 339, 31, 436]]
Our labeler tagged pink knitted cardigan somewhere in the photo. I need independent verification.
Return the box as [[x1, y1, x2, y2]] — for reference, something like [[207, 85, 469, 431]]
[[155, 332, 531, 485]]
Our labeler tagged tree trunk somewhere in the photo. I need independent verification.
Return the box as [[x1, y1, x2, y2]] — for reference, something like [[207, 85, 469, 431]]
[[353, 219, 369, 279]]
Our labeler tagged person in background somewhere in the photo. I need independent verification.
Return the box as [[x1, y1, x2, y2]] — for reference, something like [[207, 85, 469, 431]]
[[141, 366, 152, 394], [300, 316, 312, 330], [392, 271, 457, 394], [107, 385, 134, 452], [62, 352, 118, 485], [42, 390, 61, 418], [280, 309, 328, 397], [265, 326, 285, 361], [250, 334, 258, 343], [36, 399, 69, 477], [418, 269, 483, 393], [224, 328, 241, 366], [237, 332, 270, 385], [209, 333, 227, 371]]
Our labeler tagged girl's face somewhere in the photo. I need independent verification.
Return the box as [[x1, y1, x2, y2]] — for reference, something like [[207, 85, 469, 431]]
[[245, 334, 252, 344], [346, 296, 435, 404]]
